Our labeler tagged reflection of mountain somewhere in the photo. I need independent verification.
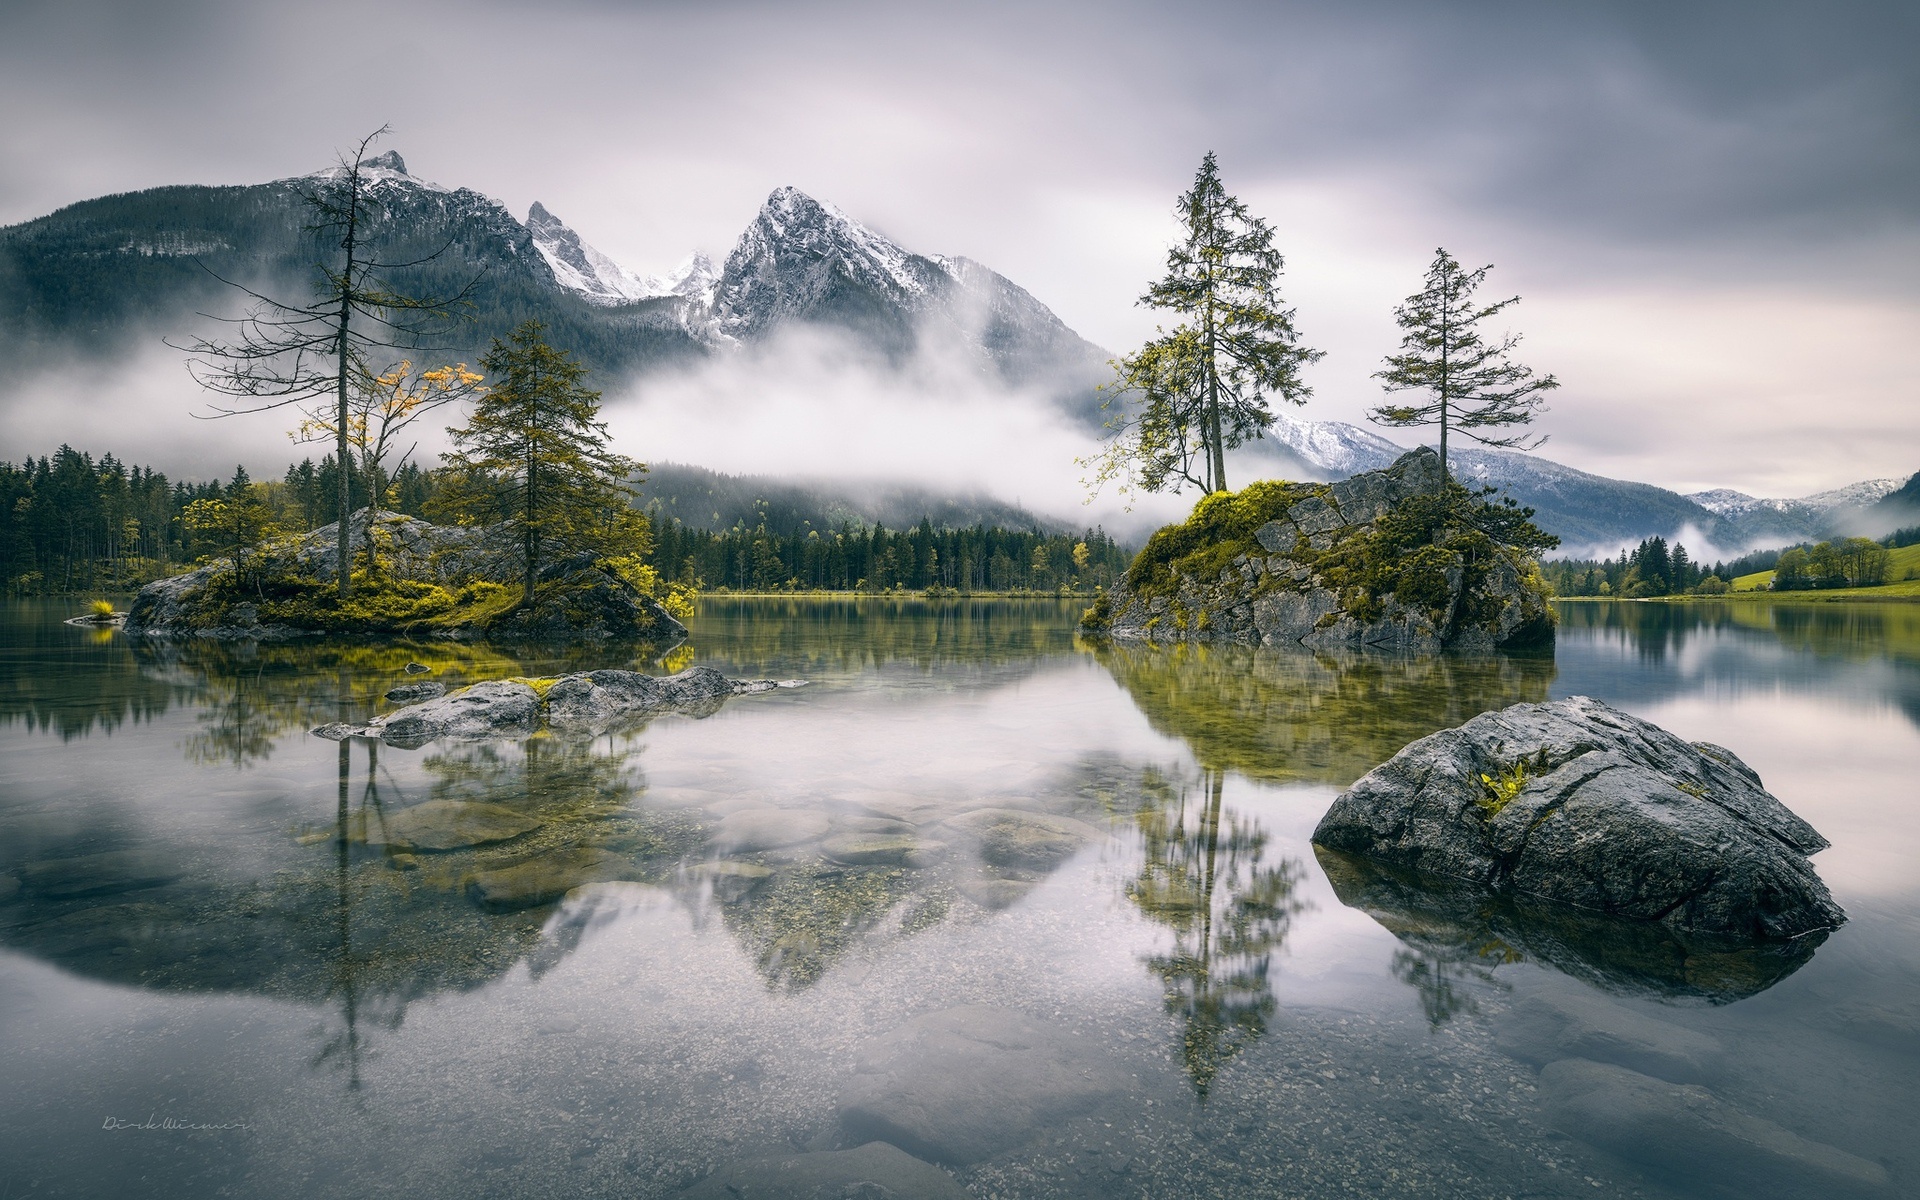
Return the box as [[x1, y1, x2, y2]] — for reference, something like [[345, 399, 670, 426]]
[[1126, 768, 1306, 1095], [1553, 601, 1920, 734], [1318, 849, 1826, 1017], [1093, 640, 1555, 785]]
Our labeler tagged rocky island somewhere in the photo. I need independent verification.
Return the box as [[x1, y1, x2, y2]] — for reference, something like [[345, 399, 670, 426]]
[[122, 509, 689, 644], [1084, 448, 1557, 653]]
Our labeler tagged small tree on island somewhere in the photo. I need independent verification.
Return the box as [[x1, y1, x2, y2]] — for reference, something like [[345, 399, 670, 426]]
[[293, 359, 484, 573], [180, 466, 278, 592], [1368, 249, 1558, 483], [439, 322, 644, 608], [1084, 153, 1321, 500]]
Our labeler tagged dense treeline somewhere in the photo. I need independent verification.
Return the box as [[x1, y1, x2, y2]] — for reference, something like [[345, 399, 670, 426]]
[[652, 514, 1129, 593], [1, 445, 1129, 597], [0, 446, 444, 595], [1543, 533, 1901, 597]]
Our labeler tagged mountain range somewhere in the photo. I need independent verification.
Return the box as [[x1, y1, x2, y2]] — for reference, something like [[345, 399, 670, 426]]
[[0, 150, 1908, 555]]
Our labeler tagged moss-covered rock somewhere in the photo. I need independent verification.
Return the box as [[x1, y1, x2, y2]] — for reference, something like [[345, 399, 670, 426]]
[[123, 509, 688, 644], [1098, 448, 1558, 653]]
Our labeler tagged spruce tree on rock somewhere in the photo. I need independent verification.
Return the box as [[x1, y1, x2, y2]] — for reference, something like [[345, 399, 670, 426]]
[[440, 322, 643, 607], [1369, 249, 1558, 482], [1085, 153, 1321, 498]]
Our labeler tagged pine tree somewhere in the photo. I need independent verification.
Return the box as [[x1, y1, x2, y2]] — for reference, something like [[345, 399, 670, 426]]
[[1085, 153, 1321, 498], [439, 322, 644, 606], [1369, 249, 1558, 482]]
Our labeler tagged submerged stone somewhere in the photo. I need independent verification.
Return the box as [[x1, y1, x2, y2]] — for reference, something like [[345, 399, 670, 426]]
[[466, 847, 625, 910], [1538, 1058, 1890, 1198], [1496, 981, 1724, 1084], [360, 798, 541, 852], [942, 808, 1100, 870], [822, 833, 923, 866], [1312, 696, 1843, 939], [713, 808, 831, 853], [679, 1141, 968, 1199], [383, 680, 446, 703], [837, 1005, 1135, 1165], [18, 849, 182, 900]]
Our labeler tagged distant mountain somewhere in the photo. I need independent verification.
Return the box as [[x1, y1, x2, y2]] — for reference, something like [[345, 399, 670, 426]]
[[0, 155, 1105, 412], [1241, 415, 1902, 556], [0, 150, 705, 374], [639, 462, 1068, 537]]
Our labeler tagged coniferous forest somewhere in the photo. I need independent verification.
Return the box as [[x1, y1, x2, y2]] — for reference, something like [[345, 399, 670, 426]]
[[0, 445, 1129, 597]]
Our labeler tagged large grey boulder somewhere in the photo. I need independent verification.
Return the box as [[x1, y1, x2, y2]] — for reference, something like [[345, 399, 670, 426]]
[[1312, 696, 1842, 939], [837, 1005, 1134, 1165]]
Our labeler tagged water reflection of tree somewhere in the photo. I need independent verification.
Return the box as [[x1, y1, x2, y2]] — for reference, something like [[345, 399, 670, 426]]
[[1127, 768, 1306, 1096], [1092, 640, 1556, 787]]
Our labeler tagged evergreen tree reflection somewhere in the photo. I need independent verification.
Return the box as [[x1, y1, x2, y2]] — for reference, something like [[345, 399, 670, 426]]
[[1126, 768, 1306, 1096]]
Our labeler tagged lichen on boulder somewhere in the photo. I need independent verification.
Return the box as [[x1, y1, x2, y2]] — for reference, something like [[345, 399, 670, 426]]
[[1091, 448, 1557, 653]]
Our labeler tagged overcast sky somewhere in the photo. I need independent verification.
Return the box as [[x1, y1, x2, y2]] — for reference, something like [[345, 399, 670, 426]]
[[1, 0, 1915, 499]]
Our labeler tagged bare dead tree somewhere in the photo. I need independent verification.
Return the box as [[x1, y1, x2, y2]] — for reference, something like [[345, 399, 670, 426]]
[[172, 126, 478, 597]]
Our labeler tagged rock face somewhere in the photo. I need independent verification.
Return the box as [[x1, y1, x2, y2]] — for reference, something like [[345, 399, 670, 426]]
[[1312, 696, 1843, 939], [123, 509, 688, 644], [837, 1005, 1134, 1165], [1103, 448, 1555, 653]]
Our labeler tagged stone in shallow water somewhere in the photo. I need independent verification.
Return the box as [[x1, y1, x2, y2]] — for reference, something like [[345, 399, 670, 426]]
[[1537, 1058, 1890, 1198], [466, 847, 625, 910], [714, 808, 831, 853], [360, 798, 541, 852], [941, 808, 1100, 870], [1312, 696, 1843, 938], [383, 680, 446, 703], [374, 679, 542, 746], [837, 1005, 1134, 1165], [678, 1141, 967, 1199], [1495, 982, 1723, 1084], [822, 833, 922, 866], [18, 850, 182, 899], [692, 860, 774, 901]]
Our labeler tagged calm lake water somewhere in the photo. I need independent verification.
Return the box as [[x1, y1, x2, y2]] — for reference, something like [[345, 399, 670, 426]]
[[1, 597, 1916, 1198]]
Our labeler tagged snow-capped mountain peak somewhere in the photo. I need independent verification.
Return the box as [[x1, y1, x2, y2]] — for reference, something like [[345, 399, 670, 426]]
[[710, 187, 953, 342], [301, 149, 450, 194], [1687, 478, 1902, 519], [1259, 411, 1405, 476], [525, 201, 659, 305]]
